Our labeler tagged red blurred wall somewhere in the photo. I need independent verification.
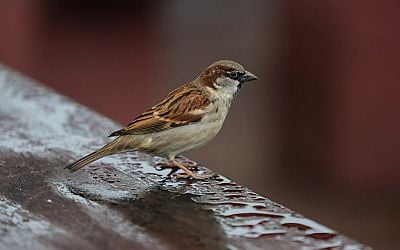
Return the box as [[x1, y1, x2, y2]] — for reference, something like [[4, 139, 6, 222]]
[[0, 0, 159, 123], [279, 0, 400, 189]]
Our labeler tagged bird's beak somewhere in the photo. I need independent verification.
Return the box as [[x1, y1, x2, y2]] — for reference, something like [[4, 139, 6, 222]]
[[239, 71, 258, 83]]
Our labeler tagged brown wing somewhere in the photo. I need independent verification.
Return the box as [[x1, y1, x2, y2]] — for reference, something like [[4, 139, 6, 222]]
[[109, 84, 211, 136]]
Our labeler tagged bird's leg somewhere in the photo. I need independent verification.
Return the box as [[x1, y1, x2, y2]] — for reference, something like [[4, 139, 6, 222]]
[[169, 157, 212, 180]]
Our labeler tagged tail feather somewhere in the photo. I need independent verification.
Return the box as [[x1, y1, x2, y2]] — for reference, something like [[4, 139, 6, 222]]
[[65, 148, 110, 172], [65, 138, 122, 172]]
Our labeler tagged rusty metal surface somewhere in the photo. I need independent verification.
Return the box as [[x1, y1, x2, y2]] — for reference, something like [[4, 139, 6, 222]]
[[0, 64, 370, 250]]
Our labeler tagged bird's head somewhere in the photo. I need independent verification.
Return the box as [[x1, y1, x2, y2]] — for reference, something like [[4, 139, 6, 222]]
[[198, 60, 258, 97]]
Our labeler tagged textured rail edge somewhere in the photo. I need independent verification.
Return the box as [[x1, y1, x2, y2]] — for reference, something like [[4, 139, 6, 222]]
[[0, 64, 370, 250]]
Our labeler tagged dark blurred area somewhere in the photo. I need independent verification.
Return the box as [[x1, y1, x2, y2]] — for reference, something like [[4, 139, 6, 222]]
[[0, 0, 399, 249]]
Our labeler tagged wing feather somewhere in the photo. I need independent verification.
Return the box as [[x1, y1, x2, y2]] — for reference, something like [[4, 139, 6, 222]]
[[109, 84, 211, 136]]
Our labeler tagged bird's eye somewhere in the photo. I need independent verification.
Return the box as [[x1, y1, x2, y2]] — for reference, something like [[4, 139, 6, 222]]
[[228, 71, 239, 79]]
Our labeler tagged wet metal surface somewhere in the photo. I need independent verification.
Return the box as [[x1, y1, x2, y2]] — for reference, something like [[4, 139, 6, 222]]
[[0, 65, 370, 249]]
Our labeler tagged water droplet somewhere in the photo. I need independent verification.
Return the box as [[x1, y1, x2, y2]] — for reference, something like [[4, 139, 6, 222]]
[[223, 189, 244, 193], [224, 194, 246, 199], [222, 207, 286, 218], [282, 223, 311, 231], [307, 232, 337, 240]]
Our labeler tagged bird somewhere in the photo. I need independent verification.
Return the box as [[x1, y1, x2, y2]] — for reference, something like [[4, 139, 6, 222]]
[[65, 60, 258, 179]]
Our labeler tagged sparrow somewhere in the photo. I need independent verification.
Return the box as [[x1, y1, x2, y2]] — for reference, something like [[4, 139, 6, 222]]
[[65, 60, 258, 179]]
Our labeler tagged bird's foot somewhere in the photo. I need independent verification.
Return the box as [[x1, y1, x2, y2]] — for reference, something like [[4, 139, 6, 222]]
[[155, 162, 180, 175], [156, 162, 198, 176], [168, 157, 212, 180]]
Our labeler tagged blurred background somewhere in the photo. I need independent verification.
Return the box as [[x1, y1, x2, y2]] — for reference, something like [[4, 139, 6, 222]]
[[0, 0, 399, 249]]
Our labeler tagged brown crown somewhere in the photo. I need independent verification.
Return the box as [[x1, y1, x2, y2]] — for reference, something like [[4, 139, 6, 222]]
[[198, 60, 245, 88]]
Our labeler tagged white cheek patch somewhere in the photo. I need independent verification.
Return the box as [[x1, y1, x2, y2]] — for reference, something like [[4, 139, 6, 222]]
[[208, 77, 240, 103], [215, 77, 227, 89], [213, 82, 223, 89]]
